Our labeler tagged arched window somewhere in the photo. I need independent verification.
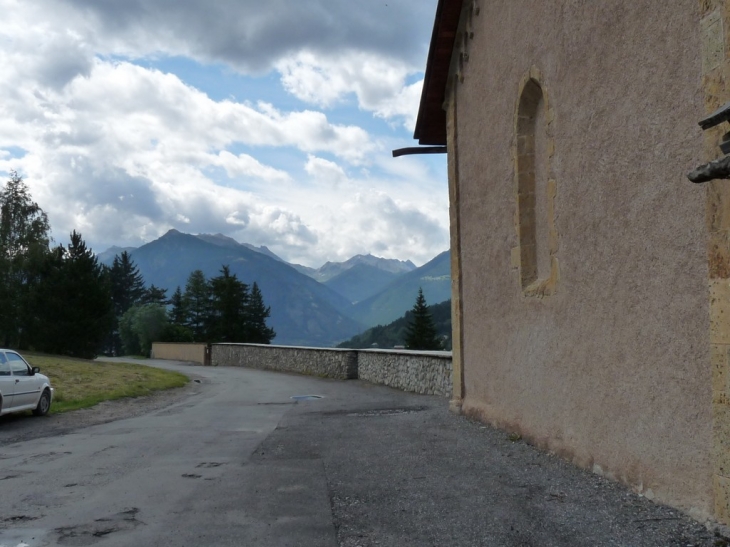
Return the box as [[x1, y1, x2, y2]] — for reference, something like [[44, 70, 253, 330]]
[[515, 71, 559, 297]]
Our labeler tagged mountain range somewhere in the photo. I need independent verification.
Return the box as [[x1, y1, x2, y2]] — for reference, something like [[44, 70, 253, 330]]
[[98, 231, 450, 347]]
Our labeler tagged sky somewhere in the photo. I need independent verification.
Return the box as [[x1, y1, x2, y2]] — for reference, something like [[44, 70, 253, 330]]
[[0, 0, 448, 268]]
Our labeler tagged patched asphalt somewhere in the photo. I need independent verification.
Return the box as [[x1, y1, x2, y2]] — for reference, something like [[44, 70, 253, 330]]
[[0, 360, 724, 546]]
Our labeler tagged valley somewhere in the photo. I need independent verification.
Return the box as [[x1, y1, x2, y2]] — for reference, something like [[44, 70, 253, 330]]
[[99, 230, 451, 347]]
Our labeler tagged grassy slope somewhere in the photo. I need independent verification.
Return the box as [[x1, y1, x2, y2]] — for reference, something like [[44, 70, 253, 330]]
[[24, 354, 189, 413]]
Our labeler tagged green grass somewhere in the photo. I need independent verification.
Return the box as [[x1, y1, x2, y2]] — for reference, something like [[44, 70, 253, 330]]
[[23, 353, 189, 414]]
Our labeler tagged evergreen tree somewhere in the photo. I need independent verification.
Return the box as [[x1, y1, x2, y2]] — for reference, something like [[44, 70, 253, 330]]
[[109, 251, 145, 316], [118, 305, 141, 356], [107, 251, 146, 354], [183, 269, 211, 341], [142, 284, 168, 306], [161, 285, 193, 343], [246, 282, 276, 344], [168, 286, 187, 325], [25, 246, 65, 352], [209, 265, 249, 342], [0, 171, 51, 348], [404, 288, 441, 351], [30, 231, 112, 358]]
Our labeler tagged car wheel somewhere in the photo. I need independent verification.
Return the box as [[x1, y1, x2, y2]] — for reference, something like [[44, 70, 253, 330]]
[[33, 390, 51, 416]]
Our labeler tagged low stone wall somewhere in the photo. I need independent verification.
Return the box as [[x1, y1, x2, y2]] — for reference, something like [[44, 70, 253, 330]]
[[151, 343, 208, 365], [357, 349, 453, 397], [212, 344, 358, 380], [210, 343, 453, 397]]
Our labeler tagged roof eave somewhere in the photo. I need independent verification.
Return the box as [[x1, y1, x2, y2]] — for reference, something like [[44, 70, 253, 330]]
[[413, 0, 464, 146]]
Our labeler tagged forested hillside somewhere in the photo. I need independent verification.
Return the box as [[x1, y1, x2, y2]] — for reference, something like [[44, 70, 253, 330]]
[[0, 173, 278, 357], [338, 299, 452, 350], [116, 230, 363, 347]]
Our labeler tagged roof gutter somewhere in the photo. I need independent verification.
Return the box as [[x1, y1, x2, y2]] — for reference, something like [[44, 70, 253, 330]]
[[392, 146, 447, 158]]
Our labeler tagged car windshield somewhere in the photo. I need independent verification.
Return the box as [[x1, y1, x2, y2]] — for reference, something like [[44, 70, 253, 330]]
[[0, 353, 9, 376]]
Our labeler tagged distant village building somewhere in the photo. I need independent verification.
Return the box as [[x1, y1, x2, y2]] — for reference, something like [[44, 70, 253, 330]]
[[410, 0, 730, 523]]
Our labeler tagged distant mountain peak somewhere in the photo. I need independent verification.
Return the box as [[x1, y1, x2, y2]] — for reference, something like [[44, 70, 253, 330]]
[[313, 254, 417, 282], [196, 233, 242, 248], [96, 245, 138, 266]]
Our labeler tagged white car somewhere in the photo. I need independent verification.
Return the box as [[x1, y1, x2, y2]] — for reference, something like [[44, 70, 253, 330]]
[[0, 350, 54, 416]]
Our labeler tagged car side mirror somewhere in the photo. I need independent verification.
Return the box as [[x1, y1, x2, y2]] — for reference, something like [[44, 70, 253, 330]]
[[31, 367, 40, 375]]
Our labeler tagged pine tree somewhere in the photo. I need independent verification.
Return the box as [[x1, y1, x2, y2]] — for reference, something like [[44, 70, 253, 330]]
[[168, 286, 187, 325], [109, 251, 145, 317], [107, 251, 146, 354], [0, 171, 51, 348], [31, 231, 112, 358], [142, 284, 168, 306], [246, 282, 276, 344], [209, 265, 249, 342], [404, 287, 441, 351], [183, 269, 211, 342]]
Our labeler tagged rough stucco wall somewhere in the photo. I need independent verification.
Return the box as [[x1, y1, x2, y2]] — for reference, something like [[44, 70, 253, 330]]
[[455, 1, 712, 517], [151, 343, 207, 365]]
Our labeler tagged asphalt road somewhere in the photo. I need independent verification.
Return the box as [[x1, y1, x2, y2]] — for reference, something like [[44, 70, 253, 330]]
[[0, 360, 723, 547]]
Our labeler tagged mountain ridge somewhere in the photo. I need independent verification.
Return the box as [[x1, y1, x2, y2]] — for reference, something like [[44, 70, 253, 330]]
[[111, 230, 363, 346], [98, 232, 450, 344]]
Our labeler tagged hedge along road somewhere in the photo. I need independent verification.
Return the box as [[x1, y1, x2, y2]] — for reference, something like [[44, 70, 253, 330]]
[[0, 359, 722, 547]]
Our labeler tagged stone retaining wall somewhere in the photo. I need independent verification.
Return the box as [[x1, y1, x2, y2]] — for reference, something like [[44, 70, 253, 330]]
[[357, 349, 453, 397], [209, 343, 453, 397], [212, 344, 358, 380]]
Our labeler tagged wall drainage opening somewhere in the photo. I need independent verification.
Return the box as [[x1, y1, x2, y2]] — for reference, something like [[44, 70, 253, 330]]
[[291, 395, 324, 401]]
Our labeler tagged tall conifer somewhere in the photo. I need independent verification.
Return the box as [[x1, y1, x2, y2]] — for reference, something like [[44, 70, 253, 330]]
[[404, 287, 441, 351], [246, 282, 276, 344]]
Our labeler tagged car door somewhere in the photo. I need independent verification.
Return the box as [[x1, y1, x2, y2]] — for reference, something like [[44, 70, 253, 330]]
[[0, 352, 14, 412], [8, 352, 40, 408]]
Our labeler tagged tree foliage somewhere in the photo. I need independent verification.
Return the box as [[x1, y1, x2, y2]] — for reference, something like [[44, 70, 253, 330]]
[[404, 288, 442, 351], [0, 171, 51, 347], [109, 251, 145, 316], [169, 268, 275, 345], [183, 269, 211, 341], [142, 284, 168, 306], [209, 265, 248, 342], [246, 282, 276, 344], [28, 231, 113, 358], [120, 304, 169, 356], [338, 299, 451, 350], [168, 286, 187, 325], [107, 251, 146, 354], [0, 173, 276, 356]]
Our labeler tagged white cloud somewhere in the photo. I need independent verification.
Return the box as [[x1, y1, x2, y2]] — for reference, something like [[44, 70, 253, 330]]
[[34, 0, 438, 72], [305, 155, 348, 187], [277, 50, 423, 129], [215, 151, 291, 183], [0, 0, 449, 268]]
